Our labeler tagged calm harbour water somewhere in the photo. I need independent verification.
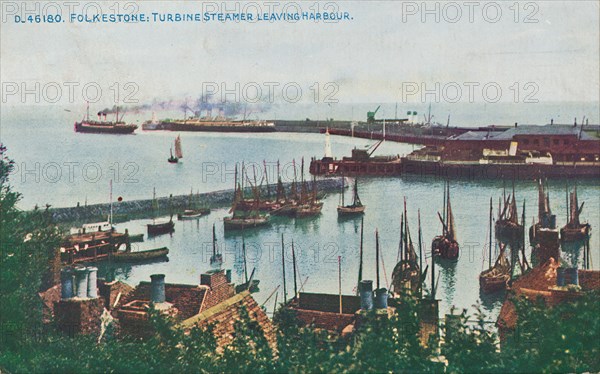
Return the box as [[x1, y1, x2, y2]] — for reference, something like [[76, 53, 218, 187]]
[[1, 105, 598, 319]]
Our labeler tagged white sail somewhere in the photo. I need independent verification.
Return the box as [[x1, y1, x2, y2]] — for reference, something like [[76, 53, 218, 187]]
[[175, 135, 183, 158]]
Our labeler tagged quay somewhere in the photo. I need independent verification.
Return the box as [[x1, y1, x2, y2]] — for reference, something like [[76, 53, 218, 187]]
[[48, 178, 344, 224]]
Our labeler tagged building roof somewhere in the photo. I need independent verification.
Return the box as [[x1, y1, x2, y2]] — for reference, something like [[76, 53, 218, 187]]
[[453, 131, 496, 141], [493, 125, 596, 140], [497, 258, 600, 332], [179, 291, 277, 352]]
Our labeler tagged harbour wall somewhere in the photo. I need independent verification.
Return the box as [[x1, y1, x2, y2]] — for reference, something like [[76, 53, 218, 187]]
[[49, 177, 344, 225]]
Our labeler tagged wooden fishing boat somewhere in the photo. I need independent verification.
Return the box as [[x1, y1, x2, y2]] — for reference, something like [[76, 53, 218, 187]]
[[337, 177, 366, 216], [210, 224, 223, 266], [432, 182, 459, 261], [294, 166, 323, 218], [495, 185, 523, 242], [177, 189, 210, 220], [236, 241, 260, 293], [529, 178, 559, 246], [560, 184, 591, 242], [167, 135, 183, 164], [480, 199, 510, 293], [224, 215, 270, 230], [391, 199, 423, 296], [479, 251, 510, 293], [112, 247, 169, 263], [147, 189, 175, 236]]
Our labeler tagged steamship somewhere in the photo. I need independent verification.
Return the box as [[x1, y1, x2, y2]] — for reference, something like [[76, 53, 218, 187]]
[[74, 105, 138, 134], [158, 109, 275, 133]]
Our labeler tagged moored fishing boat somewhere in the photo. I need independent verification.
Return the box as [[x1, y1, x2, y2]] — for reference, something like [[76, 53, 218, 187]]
[[432, 181, 459, 261], [480, 198, 510, 293], [147, 189, 175, 236], [495, 184, 523, 242], [337, 177, 365, 216], [177, 189, 210, 219], [391, 199, 423, 296], [560, 184, 591, 242], [529, 178, 559, 247], [112, 247, 169, 263]]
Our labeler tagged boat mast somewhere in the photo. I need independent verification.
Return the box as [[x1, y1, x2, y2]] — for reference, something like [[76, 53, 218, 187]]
[[357, 216, 364, 296], [418, 209, 423, 296], [242, 237, 248, 283], [375, 229, 380, 290], [292, 239, 298, 298], [109, 179, 113, 227], [489, 197, 493, 269], [281, 234, 287, 302], [340, 176, 345, 206]]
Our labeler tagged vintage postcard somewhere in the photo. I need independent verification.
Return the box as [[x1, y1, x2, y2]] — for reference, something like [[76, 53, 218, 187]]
[[1, 1, 599, 372]]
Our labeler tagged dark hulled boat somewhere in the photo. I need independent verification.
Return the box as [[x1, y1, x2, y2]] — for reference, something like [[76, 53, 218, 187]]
[[495, 186, 524, 242], [560, 184, 591, 242], [112, 247, 169, 263], [74, 105, 137, 134], [432, 182, 459, 261], [480, 198, 510, 293], [147, 189, 175, 236], [391, 200, 423, 296], [337, 177, 366, 216], [529, 179, 559, 247], [224, 166, 270, 231]]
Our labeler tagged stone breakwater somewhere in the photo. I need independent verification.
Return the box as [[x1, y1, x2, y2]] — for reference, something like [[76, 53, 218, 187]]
[[49, 177, 344, 225]]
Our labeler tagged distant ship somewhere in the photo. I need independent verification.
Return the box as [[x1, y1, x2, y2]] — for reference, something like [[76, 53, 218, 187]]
[[157, 109, 275, 133], [74, 103, 137, 134]]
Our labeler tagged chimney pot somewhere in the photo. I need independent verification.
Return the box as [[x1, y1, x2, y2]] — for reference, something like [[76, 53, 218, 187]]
[[374, 288, 389, 309], [74, 266, 89, 299], [86, 266, 98, 298], [359, 280, 374, 311], [60, 268, 74, 299], [150, 274, 166, 304]]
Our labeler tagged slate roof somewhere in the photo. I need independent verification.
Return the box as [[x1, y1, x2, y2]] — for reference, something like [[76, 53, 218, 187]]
[[493, 125, 596, 140]]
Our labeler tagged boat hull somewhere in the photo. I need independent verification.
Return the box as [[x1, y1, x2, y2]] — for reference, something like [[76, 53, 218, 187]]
[[337, 205, 366, 216], [495, 221, 524, 242], [147, 220, 175, 236], [74, 122, 137, 134], [479, 271, 509, 294], [432, 236, 459, 261], [223, 217, 270, 230], [164, 121, 276, 133], [560, 224, 591, 242], [112, 247, 169, 263], [177, 209, 210, 220]]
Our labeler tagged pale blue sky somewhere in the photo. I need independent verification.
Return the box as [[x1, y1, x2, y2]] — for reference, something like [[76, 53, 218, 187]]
[[1, 1, 598, 106]]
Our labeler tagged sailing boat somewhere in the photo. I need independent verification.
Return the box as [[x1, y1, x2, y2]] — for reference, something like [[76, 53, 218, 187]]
[[495, 184, 523, 242], [337, 177, 366, 216], [224, 164, 270, 230], [294, 158, 323, 218], [177, 189, 210, 220], [432, 181, 459, 260], [529, 178, 559, 246], [480, 198, 510, 293], [391, 198, 422, 295], [235, 237, 260, 293], [560, 184, 591, 242], [210, 223, 223, 266], [147, 189, 175, 236], [168, 135, 182, 163]]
